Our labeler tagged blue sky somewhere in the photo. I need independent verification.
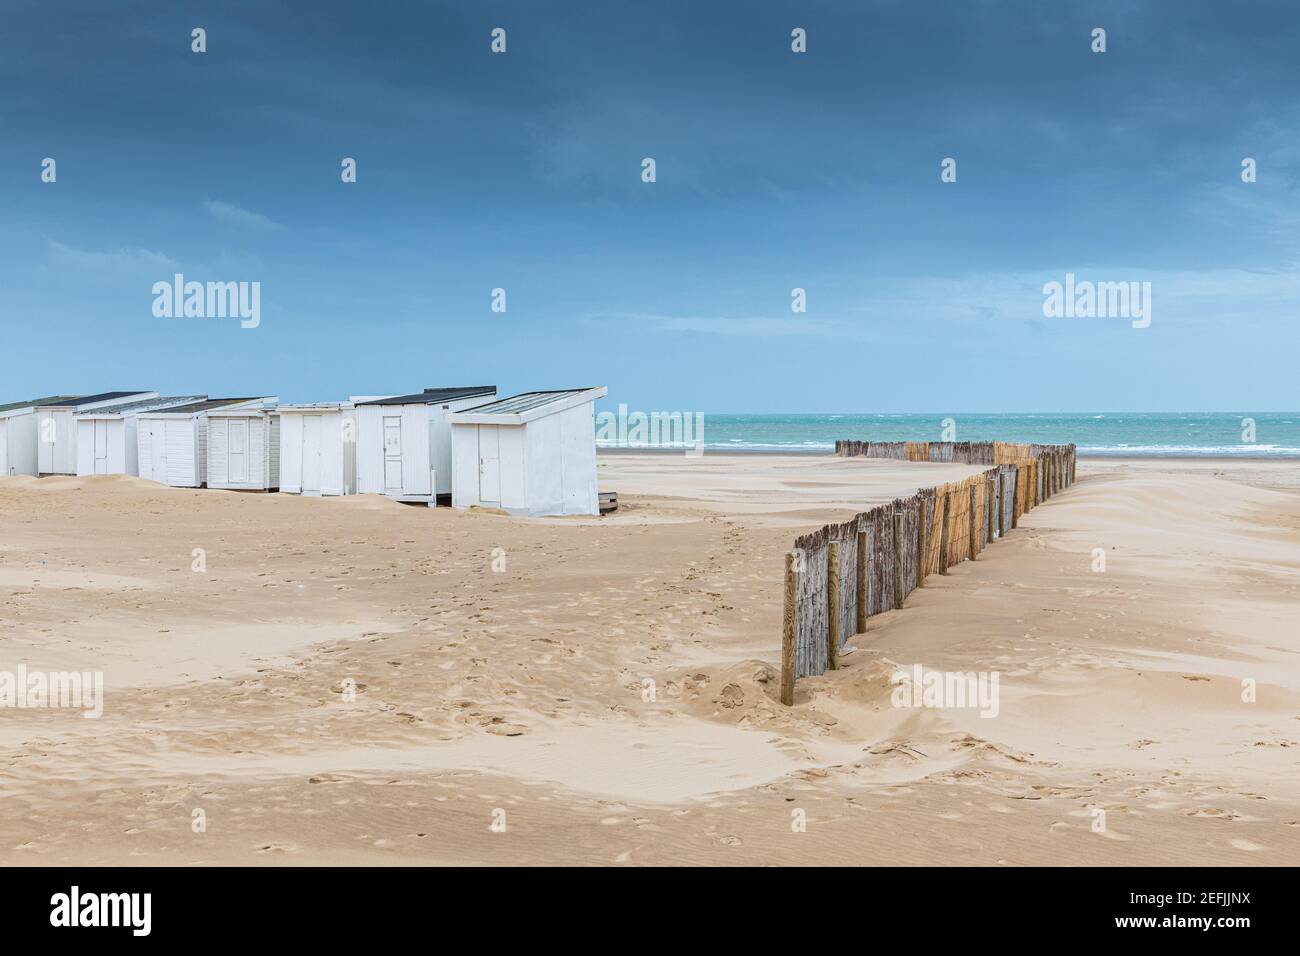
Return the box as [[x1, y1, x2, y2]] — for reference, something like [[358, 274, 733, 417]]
[[2, 1, 1298, 412]]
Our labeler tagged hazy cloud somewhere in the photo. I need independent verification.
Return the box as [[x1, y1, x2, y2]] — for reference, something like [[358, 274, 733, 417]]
[[203, 199, 284, 233], [46, 239, 179, 274]]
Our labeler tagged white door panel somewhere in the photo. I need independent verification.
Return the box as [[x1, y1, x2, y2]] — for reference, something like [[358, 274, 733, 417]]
[[228, 420, 248, 483], [383, 415, 402, 491], [478, 426, 501, 505], [302, 415, 323, 493]]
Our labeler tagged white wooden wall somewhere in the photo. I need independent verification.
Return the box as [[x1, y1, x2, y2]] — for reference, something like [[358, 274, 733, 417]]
[[75, 419, 129, 476], [450, 423, 478, 508], [356, 404, 432, 497], [136, 417, 202, 487], [428, 394, 495, 496], [208, 415, 278, 490], [280, 410, 349, 496], [39, 408, 77, 474], [524, 402, 598, 516], [450, 401, 598, 516], [0, 411, 38, 476], [280, 413, 303, 493], [194, 417, 208, 486]]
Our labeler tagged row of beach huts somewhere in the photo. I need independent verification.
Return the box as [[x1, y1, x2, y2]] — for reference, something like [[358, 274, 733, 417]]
[[0, 385, 610, 516]]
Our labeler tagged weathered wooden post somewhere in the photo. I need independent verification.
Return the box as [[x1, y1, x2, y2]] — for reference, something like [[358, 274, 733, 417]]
[[1011, 468, 1021, 529], [892, 511, 904, 608], [989, 475, 997, 541], [827, 542, 841, 671], [986, 478, 995, 544], [968, 482, 978, 560], [781, 551, 798, 706], [855, 529, 867, 632], [939, 492, 952, 574], [915, 501, 926, 588], [998, 473, 1005, 537]]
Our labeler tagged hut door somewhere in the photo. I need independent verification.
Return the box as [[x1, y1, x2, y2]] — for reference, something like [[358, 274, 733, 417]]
[[149, 423, 167, 482], [301, 415, 323, 493], [93, 420, 109, 474], [227, 420, 249, 483], [477, 426, 501, 505], [382, 415, 402, 491]]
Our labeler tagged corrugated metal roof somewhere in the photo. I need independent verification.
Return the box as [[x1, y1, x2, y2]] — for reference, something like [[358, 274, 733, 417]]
[[143, 397, 263, 414], [458, 389, 593, 416], [78, 395, 206, 416], [359, 386, 496, 406], [0, 395, 81, 414], [43, 391, 150, 407]]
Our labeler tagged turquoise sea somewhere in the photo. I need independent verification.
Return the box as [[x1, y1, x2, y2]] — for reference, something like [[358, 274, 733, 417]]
[[599, 412, 1300, 457]]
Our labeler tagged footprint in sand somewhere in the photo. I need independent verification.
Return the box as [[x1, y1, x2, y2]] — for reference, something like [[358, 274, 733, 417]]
[[1229, 838, 1265, 851], [1186, 807, 1241, 820]]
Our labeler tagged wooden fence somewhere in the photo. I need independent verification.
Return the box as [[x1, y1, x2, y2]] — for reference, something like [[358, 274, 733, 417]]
[[779, 441, 1077, 704]]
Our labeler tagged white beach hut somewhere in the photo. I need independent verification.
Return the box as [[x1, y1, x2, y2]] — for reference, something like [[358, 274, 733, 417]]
[[136, 398, 270, 488], [75, 395, 206, 477], [355, 386, 497, 503], [35, 392, 159, 476], [206, 401, 281, 491], [277, 397, 392, 496], [449, 387, 607, 516], [0, 395, 80, 477]]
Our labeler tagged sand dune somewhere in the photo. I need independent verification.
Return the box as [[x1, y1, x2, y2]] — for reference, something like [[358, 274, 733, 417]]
[[0, 455, 1297, 865]]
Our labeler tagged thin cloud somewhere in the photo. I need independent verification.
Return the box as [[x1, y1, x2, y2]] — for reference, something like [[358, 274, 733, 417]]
[[602, 312, 850, 337], [203, 199, 284, 233], [45, 239, 179, 274]]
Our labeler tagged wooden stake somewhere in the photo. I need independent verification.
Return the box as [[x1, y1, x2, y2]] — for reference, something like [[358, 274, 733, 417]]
[[827, 542, 840, 671], [781, 551, 797, 706], [968, 483, 978, 561], [915, 501, 926, 588], [939, 492, 951, 574], [856, 529, 867, 632], [986, 479, 995, 544], [1011, 468, 1020, 529], [892, 511, 904, 608]]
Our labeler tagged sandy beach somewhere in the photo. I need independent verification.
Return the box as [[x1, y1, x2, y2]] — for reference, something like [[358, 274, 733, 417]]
[[1, 452, 1298, 866]]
